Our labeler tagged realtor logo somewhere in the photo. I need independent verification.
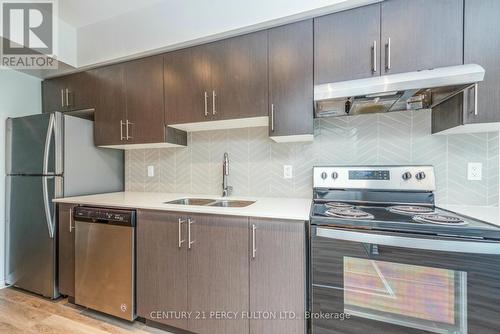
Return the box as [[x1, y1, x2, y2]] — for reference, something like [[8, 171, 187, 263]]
[[1, 0, 58, 69]]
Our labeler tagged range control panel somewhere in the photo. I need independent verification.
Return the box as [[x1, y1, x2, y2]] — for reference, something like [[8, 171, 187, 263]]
[[74, 207, 136, 226], [313, 166, 435, 191]]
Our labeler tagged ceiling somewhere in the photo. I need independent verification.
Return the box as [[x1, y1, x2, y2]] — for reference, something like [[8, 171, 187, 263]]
[[59, 0, 166, 28]]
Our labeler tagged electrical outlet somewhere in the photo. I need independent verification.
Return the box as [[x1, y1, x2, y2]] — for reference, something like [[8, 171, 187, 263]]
[[283, 165, 293, 179], [467, 162, 482, 181], [147, 165, 155, 177]]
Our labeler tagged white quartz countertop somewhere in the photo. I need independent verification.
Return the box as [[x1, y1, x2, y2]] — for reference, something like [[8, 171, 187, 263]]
[[53, 192, 312, 221], [438, 204, 500, 227]]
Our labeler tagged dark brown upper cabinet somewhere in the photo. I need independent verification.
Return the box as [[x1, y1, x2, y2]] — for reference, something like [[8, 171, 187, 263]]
[[314, 4, 381, 84], [380, 0, 463, 75], [209, 31, 268, 120], [94, 56, 167, 146], [432, 0, 500, 133], [164, 30, 268, 125], [164, 45, 211, 125], [268, 20, 314, 140], [123, 55, 165, 144], [463, 0, 500, 125], [42, 72, 96, 113], [93, 64, 126, 146]]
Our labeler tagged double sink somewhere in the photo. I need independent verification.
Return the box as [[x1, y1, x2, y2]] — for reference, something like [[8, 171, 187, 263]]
[[165, 198, 255, 208]]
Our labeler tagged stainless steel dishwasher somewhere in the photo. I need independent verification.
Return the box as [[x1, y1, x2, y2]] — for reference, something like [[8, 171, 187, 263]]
[[74, 207, 136, 321]]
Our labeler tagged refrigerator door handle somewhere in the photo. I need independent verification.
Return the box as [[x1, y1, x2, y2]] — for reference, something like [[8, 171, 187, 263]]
[[42, 176, 55, 238], [43, 113, 55, 175]]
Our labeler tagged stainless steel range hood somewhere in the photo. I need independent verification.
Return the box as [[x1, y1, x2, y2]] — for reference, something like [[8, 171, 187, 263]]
[[314, 64, 485, 118]]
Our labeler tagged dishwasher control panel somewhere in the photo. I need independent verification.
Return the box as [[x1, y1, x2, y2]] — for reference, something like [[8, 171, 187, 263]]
[[73, 207, 136, 226]]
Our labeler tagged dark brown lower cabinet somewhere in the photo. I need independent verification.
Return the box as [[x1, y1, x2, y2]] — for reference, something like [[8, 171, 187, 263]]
[[136, 210, 189, 330], [137, 211, 306, 334], [58, 203, 77, 297], [249, 218, 306, 334], [187, 214, 249, 334]]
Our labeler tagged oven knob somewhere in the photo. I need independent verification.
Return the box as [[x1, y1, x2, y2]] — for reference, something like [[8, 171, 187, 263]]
[[331, 172, 339, 179], [402, 172, 412, 180], [416, 172, 426, 180], [321, 172, 328, 180]]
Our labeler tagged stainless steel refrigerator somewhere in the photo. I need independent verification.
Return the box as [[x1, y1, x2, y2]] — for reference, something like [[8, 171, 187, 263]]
[[5, 112, 123, 298]]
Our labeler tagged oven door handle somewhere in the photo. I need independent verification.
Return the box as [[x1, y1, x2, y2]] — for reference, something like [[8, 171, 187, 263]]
[[316, 228, 500, 255]]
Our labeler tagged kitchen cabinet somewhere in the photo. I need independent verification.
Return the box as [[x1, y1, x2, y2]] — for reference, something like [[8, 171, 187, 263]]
[[58, 203, 77, 297], [314, 4, 381, 84], [249, 218, 306, 334], [94, 56, 167, 146], [42, 72, 96, 113], [463, 0, 500, 124], [137, 210, 189, 330], [164, 31, 268, 125], [123, 55, 165, 144], [314, 0, 463, 85], [93, 64, 126, 146], [209, 31, 268, 120], [268, 20, 314, 141], [380, 0, 463, 75], [432, 0, 500, 134], [164, 45, 212, 125], [187, 213, 249, 334]]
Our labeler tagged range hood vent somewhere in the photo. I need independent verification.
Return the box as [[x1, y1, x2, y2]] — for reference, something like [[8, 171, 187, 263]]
[[314, 64, 485, 118]]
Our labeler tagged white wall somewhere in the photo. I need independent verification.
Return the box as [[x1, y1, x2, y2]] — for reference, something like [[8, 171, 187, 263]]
[[0, 69, 42, 286], [77, 0, 378, 67]]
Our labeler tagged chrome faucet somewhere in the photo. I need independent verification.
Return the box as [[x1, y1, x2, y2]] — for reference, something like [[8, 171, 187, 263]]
[[222, 152, 232, 197]]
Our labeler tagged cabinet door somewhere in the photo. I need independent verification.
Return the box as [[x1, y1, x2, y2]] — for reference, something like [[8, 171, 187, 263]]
[[58, 203, 77, 297], [268, 20, 313, 138], [137, 210, 189, 330], [464, 0, 500, 124], [164, 46, 211, 125], [249, 219, 306, 334], [381, 0, 463, 74], [124, 55, 165, 144], [314, 4, 381, 84], [65, 71, 96, 111], [187, 214, 249, 334], [93, 64, 126, 146], [210, 31, 268, 120], [42, 77, 66, 113]]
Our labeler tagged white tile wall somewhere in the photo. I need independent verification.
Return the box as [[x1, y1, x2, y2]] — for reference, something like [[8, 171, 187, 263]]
[[126, 110, 499, 206]]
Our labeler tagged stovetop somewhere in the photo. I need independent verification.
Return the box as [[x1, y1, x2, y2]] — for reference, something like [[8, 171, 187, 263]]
[[311, 202, 500, 240]]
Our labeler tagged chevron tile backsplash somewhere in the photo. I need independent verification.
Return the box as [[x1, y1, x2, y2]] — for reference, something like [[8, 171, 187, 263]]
[[125, 110, 499, 206]]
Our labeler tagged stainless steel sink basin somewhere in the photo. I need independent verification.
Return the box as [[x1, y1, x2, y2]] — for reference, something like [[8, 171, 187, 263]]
[[208, 200, 255, 208], [164, 198, 215, 206]]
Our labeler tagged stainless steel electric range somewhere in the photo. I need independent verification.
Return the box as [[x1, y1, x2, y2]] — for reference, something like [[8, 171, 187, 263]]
[[310, 166, 500, 334]]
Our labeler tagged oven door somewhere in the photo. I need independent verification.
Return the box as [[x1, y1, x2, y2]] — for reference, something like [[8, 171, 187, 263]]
[[311, 226, 500, 334]]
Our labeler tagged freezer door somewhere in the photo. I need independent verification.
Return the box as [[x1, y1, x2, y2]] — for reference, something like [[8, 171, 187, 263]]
[[5, 175, 62, 298], [6, 113, 62, 175]]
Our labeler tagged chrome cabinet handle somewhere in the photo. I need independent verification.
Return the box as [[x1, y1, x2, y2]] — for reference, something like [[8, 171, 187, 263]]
[[270, 104, 275, 132], [65, 89, 71, 108], [385, 38, 391, 71], [125, 120, 133, 140], [372, 40, 377, 73], [178, 218, 186, 248], [212, 90, 217, 115], [120, 120, 125, 141], [69, 207, 75, 233], [474, 83, 478, 116], [188, 218, 195, 249], [61, 89, 65, 107], [252, 224, 257, 259], [204, 91, 208, 116]]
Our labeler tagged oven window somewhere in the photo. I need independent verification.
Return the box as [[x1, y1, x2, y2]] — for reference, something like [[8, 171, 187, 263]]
[[344, 257, 467, 334]]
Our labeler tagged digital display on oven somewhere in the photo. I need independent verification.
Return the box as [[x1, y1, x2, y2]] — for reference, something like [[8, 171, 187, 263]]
[[349, 170, 390, 180]]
